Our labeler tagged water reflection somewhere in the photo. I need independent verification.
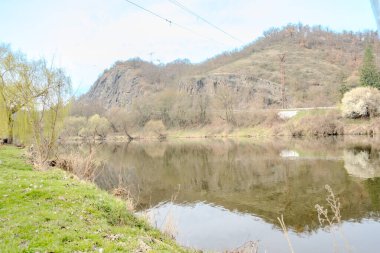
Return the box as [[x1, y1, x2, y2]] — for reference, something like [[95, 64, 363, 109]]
[[344, 146, 380, 179], [62, 138, 380, 252], [142, 202, 380, 253]]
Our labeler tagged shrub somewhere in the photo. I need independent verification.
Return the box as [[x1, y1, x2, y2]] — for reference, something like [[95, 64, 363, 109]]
[[290, 110, 343, 137], [234, 110, 280, 128], [143, 120, 166, 139], [61, 116, 87, 137], [79, 114, 111, 138], [342, 87, 380, 119]]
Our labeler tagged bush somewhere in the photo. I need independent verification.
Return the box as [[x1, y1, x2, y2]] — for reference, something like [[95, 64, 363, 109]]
[[234, 110, 280, 128], [342, 87, 380, 119], [143, 120, 166, 139], [290, 110, 343, 137], [61, 116, 87, 137], [79, 114, 111, 138]]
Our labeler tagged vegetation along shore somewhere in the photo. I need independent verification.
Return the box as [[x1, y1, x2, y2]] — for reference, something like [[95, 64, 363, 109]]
[[0, 145, 190, 252]]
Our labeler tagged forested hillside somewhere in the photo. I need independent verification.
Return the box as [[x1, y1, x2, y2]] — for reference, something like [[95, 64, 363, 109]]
[[64, 24, 380, 138], [79, 24, 378, 111]]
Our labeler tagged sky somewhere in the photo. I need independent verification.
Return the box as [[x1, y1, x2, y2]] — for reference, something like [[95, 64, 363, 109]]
[[0, 0, 377, 95]]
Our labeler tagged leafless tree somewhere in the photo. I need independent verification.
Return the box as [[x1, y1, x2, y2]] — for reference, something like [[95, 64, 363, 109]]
[[215, 84, 236, 125]]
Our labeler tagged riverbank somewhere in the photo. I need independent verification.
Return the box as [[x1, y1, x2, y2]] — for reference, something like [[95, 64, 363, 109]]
[[70, 108, 380, 142], [0, 146, 189, 252]]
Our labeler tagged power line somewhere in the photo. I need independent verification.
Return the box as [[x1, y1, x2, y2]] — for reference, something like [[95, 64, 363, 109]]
[[123, 0, 228, 46], [167, 0, 244, 43]]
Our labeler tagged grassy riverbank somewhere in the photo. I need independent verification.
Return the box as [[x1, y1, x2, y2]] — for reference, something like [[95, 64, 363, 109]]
[[0, 146, 188, 252]]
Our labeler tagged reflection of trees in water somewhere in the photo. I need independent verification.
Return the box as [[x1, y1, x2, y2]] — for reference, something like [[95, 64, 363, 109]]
[[344, 146, 380, 179], [343, 145, 380, 215], [366, 178, 380, 211], [65, 140, 380, 233]]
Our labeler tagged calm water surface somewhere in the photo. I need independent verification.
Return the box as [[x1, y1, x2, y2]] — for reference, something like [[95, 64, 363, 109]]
[[65, 137, 380, 252]]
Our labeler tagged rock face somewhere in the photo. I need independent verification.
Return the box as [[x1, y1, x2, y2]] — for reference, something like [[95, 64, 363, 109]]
[[81, 62, 283, 110], [179, 73, 282, 107], [82, 61, 165, 109]]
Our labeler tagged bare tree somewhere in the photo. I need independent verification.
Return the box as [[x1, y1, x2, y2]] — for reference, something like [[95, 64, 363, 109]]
[[194, 93, 210, 125], [215, 84, 236, 125], [278, 53, 287, 109], [27, 61, 72, 168], [106, 107, 135, 140], [61, 116, 87, 137], [79, 114, 111, 140]]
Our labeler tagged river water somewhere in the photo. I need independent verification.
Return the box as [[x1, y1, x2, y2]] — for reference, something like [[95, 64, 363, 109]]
[[65, 137, 380, 252]]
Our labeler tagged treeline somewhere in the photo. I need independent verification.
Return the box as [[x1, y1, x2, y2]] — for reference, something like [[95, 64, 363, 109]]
[[67, 34, 380, 139], [66, 90, 211, 139], [67, 86, 280, 139]]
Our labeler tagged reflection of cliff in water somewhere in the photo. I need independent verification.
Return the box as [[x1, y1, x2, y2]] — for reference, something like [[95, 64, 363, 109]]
[[71, 139, 380, 233]]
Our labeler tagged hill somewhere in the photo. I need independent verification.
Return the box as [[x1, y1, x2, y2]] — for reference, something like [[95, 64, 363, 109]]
[[78, 24, 379, 113]]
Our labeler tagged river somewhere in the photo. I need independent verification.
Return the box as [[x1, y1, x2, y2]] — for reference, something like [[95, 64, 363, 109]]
[[63, 137, 380, 252]]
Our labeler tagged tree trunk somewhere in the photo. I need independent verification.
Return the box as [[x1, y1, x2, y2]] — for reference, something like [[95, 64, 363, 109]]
[[7, 113, 14, 144], [124, 129, 134, 141]]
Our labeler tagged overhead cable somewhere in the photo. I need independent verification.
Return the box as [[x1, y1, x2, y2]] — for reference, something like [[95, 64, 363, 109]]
[[167, 0, 244, 43], [124, 0, 228, 46]]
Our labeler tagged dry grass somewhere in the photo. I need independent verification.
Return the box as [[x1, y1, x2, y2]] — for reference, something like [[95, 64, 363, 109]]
[[112, 186, 137, 212], [139, 186, 181, 241], [56, 146, 100, 181], [227, 241, 259, 253], [234, 110, 282, 128], [315, 185, 352, 253], [344, 117, 380, 136], [287, 110, 343, 137], [161, 210, 178, 239], [315, 185, 341, 228], [277, 215, 295, 253], [160, 185, 181, 239]]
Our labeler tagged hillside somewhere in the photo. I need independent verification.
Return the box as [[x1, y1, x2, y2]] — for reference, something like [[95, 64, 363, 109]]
[[79, 24, 379, 111]]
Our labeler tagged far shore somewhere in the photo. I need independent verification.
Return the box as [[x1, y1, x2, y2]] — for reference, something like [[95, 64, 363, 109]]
[[59, 114, 380, 144]]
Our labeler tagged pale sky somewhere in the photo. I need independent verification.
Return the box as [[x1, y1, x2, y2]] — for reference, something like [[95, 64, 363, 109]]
[[0, 0, 376, 94]]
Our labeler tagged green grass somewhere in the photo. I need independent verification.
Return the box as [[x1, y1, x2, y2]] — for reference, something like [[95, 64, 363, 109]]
[[0, 146, 189, 252]]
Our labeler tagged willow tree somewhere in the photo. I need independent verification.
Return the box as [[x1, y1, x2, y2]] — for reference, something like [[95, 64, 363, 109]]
[[0, 45, 21, 143], [28, 62, 71, 168], [0, 45, 71, 168], [0, 46, 50, 143], [0, 94, 7, 135]]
